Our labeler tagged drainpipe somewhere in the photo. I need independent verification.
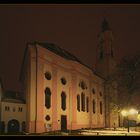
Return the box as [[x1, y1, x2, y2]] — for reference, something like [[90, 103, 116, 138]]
[[35, 42, 38, 133]]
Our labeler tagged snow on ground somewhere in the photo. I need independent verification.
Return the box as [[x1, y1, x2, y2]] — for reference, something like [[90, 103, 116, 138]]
[[80, 128, 140, 136]]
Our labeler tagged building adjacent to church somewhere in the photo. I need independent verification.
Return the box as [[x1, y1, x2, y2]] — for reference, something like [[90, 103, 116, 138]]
[[19, 19, 119, 133], [0, 79, 26, 133]]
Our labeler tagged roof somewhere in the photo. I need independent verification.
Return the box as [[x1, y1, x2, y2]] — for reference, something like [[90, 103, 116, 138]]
[[37, 42, 82, 62], [2, 90, 25, 103], [19, 41, 105, 81], [2, 98, 25, 104], [36, 41, 96, 71]]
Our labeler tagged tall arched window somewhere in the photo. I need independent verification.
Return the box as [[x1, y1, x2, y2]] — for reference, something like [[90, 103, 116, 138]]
[[45, 87, 51, 109], [93, 99, 96, 114], [99, 92, 102, 96], [81, 92, 85, 112], [77, 95, 80, 112], [100, 101, 103, 114], [61, 92, 66, 110], [86, 97, 89, 112]]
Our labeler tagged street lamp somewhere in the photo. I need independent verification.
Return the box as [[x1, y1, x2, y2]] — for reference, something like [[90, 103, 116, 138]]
[[121, 108, 138, 133]]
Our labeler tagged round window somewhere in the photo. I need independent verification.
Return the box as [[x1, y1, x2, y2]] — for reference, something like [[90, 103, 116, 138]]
[[45, 115, 50, 121], [45, 72, 51, 80], [81, 81, 86, 90], [61, 77, 67, 85]]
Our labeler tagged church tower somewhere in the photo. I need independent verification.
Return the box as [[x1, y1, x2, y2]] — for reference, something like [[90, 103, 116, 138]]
[[96, 19, 116, 78], [96, 19, 119, 128]]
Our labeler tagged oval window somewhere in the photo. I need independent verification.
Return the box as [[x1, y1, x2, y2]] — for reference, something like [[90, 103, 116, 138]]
[[61, 77, 67, 85], [45, 115, 50, 121], [45, 72, 51, 80], [81, 81, 86, 90]]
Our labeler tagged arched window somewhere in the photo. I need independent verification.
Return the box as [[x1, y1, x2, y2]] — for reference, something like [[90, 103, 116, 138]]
[[81, 92, 85, 112], [93, 99, 96, 114], [45, 87, 51, 109], [92, 88, 95, 94], [100, 51, 103, 59], [81, 81, 86, 90], [100, 92, 102, 96], [77, 95, 80, 112], [61, 92, 66, 111], [86, 97, 89, 112], [100, 101, 103, 114]]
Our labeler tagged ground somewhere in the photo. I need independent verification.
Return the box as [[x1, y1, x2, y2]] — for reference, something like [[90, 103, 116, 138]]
[[1, 127, 140, 136], [40, 127, 140, 136]]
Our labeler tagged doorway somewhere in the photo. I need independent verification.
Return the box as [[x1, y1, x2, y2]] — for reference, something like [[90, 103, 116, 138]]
[[8, 119, 20, 133], [61, 115, 67, 131]]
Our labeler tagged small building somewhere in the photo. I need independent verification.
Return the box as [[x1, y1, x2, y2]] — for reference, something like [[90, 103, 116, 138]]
[[0, 82, 26, 133]]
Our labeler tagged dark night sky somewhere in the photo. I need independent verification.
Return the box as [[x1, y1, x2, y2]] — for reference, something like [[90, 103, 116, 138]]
[[0, 4, 140, 92]]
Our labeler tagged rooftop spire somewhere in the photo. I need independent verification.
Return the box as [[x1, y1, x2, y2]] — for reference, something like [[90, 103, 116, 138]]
[[101, 18, 110, 32]]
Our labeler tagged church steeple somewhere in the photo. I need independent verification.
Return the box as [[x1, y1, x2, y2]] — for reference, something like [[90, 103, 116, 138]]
[[96, 19, 116, 78], [96, 20, 119, 129], [97, 19, 114, 61]]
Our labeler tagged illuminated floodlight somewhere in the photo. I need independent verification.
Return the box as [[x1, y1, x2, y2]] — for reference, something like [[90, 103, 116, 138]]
[[129, 108, 138, 115], [121, 110, 128, 116]]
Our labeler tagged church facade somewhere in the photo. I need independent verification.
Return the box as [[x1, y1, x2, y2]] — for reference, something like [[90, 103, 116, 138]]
[[20, 20, 119, 133]]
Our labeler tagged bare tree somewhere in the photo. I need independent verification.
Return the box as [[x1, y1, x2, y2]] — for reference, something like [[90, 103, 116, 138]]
[[106, 54, 140, 110]]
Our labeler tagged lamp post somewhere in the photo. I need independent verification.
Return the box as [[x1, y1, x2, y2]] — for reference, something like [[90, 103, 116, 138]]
[[121, 108, 138, 133]]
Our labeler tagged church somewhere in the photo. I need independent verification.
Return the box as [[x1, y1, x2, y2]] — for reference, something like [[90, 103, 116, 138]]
[[0, 20, 119, 133], [19, 19, 119, 133]]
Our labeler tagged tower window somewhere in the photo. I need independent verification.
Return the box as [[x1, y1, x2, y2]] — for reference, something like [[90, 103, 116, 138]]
[[93, 99, 96, 114], [61, 92, 66, 111], [81, 92, 85, 112], [100, 92, 102, 96], [92, 88, 95, 94], [86, 97, 89, 112], [77, 94, 80, 112], [100, 101, 103, 115], [79, 81, 87, 90], [45, 87, 51, 109], [111, 45, 114, 57], [100, 51, 103, 59]]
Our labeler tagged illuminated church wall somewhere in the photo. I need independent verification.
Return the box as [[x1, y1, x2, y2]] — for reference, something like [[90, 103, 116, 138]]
[[22, 43, 105, 133]]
